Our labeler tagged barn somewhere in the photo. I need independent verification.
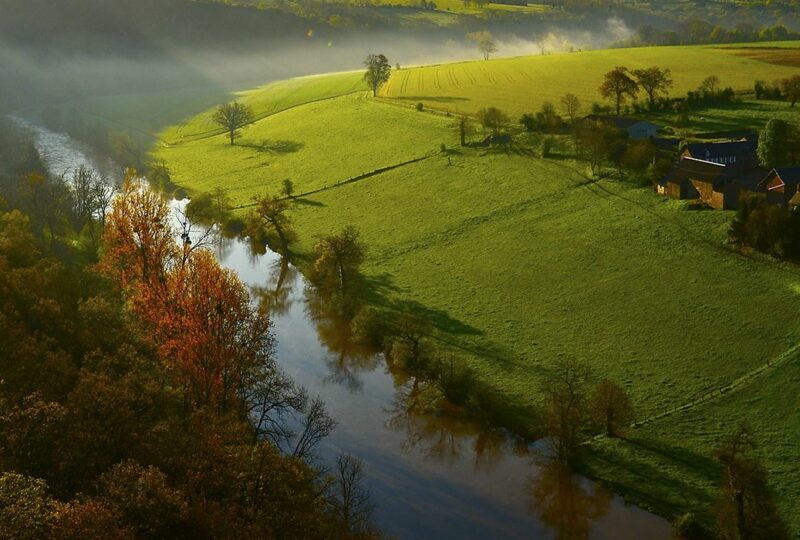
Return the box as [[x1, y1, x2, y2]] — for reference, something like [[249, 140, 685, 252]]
[[760, 167, 800, 208]]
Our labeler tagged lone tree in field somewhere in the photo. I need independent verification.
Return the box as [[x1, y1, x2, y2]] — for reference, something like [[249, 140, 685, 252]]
[[780, 74, 800, 107], [246, 194, 295, 257], [363, 54, 391, 97], [560, 93, 581, 124], [589, 380, 634, 437], [599, 66, 639, 116], [477, 107, 508, 134], [632, 66, 673, 108], [466, 31, 497, 60], [213, 102, 254, 146]]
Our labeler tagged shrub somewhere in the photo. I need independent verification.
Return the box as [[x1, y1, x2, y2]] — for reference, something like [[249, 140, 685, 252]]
[[672, 512, 708, 540], [350, 306, 389, 349], [415, 102, 424, 112], [540, 136, 555, 158], [519, 113, 536, 132]]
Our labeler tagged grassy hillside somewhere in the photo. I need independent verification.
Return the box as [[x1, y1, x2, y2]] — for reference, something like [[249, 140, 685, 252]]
[[381, 43, 800, 119], [153, 45, 800, 529]]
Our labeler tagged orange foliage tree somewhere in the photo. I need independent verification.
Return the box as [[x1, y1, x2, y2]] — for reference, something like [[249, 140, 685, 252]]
[[101, 176, 273, 414]]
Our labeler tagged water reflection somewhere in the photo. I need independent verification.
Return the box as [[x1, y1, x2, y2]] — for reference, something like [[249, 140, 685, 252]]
[[250, 257, 298, 317], [303, 285, 381, 393], [529, 462, 613, 540]]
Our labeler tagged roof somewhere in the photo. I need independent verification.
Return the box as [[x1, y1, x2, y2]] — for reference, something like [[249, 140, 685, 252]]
[[661, 157, 731, 189], [584, 115, 660, 131], [772, 167, 800, 186], [683, 140, 756, 161]]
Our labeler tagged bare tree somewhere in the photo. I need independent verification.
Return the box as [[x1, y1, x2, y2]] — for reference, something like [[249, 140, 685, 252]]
[[330, 453, 375, 536], [560, 93, 581, 124], [213, 102, 254, 146], [477, 107, 509, 134], [599, 66, 639, 116], [363, 54, 392, 97], [542, 358, 592, 462], [466, 31, 498, 60], [292, 397, 337, 460]]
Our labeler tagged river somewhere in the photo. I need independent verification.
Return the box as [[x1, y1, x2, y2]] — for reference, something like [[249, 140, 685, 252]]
[[17, 117, 672, 540]]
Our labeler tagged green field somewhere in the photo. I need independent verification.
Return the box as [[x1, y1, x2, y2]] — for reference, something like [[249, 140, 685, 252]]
[[153, 43, 800, 529], [382, 43, 800, 119]]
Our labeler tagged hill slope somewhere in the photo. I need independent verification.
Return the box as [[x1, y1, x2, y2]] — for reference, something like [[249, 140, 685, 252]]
[[154, 45, 800, 530]]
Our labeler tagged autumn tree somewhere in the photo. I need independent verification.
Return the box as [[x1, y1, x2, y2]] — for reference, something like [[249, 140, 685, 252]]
[[466, 31, 497, 60], [713, 424, 790, 540], [246, 193, 295, 257], [589, 380, 634, 437], [599, 66, 639, 116], [100, 174, 177, 291], [542, 358, 592, 462], [560, 93, 581, 124], [213, 102, 254, 146], [780, 74, 800, 107], [632, 66, 673, 108], [363, 54, 391, 97]]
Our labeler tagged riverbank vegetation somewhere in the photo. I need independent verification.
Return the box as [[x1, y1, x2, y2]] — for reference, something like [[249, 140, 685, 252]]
[[0, 118, 381, 538]]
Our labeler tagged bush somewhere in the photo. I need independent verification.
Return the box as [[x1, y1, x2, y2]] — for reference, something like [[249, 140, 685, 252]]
[[672, 512, 708, 540], [436, 355, 475, 406], [415, 102, 424, 112], [519, 113, 536, 132]]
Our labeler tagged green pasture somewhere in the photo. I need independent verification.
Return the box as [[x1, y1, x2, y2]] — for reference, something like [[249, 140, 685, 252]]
[[152, 45, 800, 528]]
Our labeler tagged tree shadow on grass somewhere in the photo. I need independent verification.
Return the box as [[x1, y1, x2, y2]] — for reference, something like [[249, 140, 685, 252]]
[[241, 139, 305, 154], [359, 273, 517, 369], [582, 435, 719, 516], [291, 197, 324, 207]]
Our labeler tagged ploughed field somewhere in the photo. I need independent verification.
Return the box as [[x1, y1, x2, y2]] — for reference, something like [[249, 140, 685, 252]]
[[144, 42, 800, 528]]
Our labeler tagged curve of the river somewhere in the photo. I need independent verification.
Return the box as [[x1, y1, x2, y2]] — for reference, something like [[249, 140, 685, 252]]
[[16, 117, 672, 540]]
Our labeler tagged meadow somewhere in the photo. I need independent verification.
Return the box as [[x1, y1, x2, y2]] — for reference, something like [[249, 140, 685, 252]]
[[149, 42, 800, 528], [381, 43, 800, 119]]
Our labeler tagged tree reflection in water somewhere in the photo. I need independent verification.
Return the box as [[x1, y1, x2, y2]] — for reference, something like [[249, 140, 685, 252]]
[[528, 460, 612, 540], [383, 374, 507, 471], [303, 284, 381, 393], [250, 257, 298, 317]]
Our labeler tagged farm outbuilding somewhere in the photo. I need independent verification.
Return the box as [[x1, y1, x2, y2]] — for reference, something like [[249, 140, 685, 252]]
[[658, 157, 741, 209], [760, 167, 800, 208], [584, 115, 661, 140]]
